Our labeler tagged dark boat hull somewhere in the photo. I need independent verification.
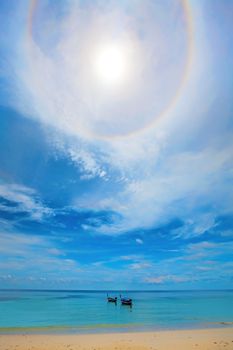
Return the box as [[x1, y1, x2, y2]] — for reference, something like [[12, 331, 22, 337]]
[[121, 301, 132, 305], [121, 298, 132, 306], [107, 297, 117, 303]]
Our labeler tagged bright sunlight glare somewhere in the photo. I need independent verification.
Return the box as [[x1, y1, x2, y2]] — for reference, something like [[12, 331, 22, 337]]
[[94, 45, 128, 87]]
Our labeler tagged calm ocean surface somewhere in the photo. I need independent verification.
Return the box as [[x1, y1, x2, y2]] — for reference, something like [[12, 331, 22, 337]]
[[0, 290, 232, 333]]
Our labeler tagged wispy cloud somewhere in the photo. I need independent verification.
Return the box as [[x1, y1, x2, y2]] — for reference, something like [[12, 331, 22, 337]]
[[0, 183, 52, 222], [81, 146, 233, 235], [0, 231, 81, 285], [145, 275, 191, 284], [130, 262, 151, 270]]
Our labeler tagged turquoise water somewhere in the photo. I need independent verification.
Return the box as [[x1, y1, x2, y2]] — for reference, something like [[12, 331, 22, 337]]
[[0, 290, 232, 333]]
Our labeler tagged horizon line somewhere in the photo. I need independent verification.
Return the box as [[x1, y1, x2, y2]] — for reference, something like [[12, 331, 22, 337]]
[[1, 288, 232, 292]]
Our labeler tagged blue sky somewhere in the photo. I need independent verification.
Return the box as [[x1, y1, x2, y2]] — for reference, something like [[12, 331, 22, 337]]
[[0, 0, 233, 290]]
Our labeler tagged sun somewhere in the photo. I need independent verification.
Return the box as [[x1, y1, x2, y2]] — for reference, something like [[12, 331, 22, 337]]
[[93, 44, 128, 87]]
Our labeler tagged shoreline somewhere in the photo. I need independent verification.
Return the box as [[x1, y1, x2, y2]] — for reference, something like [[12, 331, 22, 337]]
[[0, 322, 232, 335], [0, 327, 233, 350]]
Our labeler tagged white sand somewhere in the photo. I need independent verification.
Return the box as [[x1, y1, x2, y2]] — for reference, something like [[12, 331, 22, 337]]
[[0, 327, 233, 350]]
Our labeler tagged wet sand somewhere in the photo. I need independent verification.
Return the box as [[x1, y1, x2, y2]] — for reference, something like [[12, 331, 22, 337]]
[[0, 327, 233, 350]]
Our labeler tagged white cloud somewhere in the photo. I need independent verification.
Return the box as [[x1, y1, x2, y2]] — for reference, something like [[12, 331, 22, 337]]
[[0, 274, 12, 280], [197, 266, 214, 271], [52, 136, 108, 180], [130, 262, 150, 270], [87, 146, 233, 235], [47, 248, 65, 256], [145, 275, 191, 284], [0, 183, 52, 221], [0, 231, 80, 279], [0, 231, 51, 257]]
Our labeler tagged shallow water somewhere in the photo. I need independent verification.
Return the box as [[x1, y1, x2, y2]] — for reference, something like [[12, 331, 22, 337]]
[[0, 290, 232, 333]]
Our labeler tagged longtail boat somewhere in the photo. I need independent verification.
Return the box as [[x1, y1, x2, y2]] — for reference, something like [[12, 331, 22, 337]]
[[120, 294, 132, 306], [107, 294, 117, 303]]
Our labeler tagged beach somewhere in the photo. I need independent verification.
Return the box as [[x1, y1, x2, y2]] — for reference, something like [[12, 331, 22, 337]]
[[0, 328, 233, 350]]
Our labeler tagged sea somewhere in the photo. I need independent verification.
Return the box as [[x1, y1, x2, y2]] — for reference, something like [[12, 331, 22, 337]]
[[0, 290, 232, 334]]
